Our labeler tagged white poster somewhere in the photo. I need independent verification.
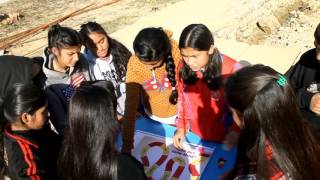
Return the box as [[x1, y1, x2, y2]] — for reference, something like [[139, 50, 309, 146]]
[[132, 131, 215, 180]]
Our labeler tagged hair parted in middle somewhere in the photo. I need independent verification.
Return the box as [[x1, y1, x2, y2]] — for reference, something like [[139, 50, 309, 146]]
[[179, 23, 222, 90], [133, 27, 177, 104]]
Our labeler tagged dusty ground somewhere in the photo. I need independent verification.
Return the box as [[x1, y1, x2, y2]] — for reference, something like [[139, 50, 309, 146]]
[[212, 0, 320, 48], [264, 0, 320, 48], [0, 0, 182, 56], [0, 0, 320, 56]]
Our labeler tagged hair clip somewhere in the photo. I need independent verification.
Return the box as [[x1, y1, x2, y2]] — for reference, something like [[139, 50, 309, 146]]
[[277, 74, 287, 87]]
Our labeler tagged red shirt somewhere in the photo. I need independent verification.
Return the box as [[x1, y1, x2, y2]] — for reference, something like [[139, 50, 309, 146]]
[[265, 140, 285, 180], [233, 140, 286, 180], [176, 54, 241, 141]]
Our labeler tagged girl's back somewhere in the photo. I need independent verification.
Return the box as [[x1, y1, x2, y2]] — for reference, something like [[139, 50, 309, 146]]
[[4, 125, 61, 180], [58, 84, 146, 180], [2, 83, 61, 179]]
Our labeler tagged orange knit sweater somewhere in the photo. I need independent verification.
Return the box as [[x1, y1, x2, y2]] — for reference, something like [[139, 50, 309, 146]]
[[122, 30, 181, 151]]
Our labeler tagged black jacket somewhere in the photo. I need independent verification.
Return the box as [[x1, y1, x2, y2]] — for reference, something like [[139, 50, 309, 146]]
[[4, 124, 61, 180], [286, 48, 320, 134]]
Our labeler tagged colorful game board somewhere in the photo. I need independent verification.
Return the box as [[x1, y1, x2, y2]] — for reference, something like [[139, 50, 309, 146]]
[[133, 131, 214, 180], [130, 116, 237, 180]]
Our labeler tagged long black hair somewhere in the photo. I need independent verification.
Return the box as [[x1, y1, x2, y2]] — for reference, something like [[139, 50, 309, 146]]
[[0, 83, 46, 178], [133, 27, 177, 104], [58, 84, 119, 180], [225, 64, 320, 179], [80, 21, 132, 81], [179, 24, 222, 90], [314, 23, 320, 44]]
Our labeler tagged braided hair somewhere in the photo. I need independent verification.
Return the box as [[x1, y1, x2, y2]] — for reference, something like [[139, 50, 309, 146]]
[[133, 27, 177, 104]]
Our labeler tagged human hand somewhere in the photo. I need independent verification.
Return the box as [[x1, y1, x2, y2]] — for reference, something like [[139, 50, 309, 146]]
[[310, 93, 320, 115], [173, 128, 185, 150]]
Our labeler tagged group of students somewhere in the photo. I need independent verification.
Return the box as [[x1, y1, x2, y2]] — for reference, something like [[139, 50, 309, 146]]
[[0, 21, 320, 179]]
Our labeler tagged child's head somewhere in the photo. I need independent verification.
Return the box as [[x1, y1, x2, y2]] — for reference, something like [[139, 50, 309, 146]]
[[80, 21, 109, 58], [225, 64, 320, 179], [79, 80, 116, 111], [68, 83, 117, 139], [225, 64, 300, 131], [0, 55, 44, 101], [80, 21, 131, 80], [179, 24, 215, 71], [48, 24, 82, 68], [133, 27, 177, 104], [133, 27, 171, 70], [2, 83, 47, 130], [59, 84, 118, 179], [314, 23, 320, 61], [179, 24, 222, 90]]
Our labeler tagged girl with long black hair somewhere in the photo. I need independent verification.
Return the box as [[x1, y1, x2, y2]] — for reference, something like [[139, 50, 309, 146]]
[[225, 65, 320, 179], [173, 24, 242, 149], [80, 21, 131, 116], [58, 83, 146, 180], [122, 27, 181, 153]]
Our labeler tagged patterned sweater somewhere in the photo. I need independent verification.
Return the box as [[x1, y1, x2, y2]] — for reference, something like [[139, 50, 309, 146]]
[[122, 30, 181, 151]]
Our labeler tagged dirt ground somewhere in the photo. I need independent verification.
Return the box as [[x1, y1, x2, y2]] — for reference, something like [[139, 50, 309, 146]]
[[264, 0, 320, 48], [0, 0, 182, 56], [0, 0, 320, 56], [211, 0, 320, 49]]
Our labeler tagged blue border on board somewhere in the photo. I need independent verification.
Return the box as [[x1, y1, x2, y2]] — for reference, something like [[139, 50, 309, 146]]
[[134, 116, 237, 180]]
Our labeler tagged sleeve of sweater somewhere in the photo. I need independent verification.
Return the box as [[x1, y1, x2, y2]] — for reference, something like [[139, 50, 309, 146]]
[[8, 143, 43, 180], [122, 56, 142, 152], [175, 62, 191, 132], [286, 57, 315, 109]]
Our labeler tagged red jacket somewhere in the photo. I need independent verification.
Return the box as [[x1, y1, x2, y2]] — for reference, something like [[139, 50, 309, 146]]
[[176, 54, 241, 141]]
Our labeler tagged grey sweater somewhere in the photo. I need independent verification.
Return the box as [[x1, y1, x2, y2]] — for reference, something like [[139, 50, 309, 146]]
[[43, 48, 93, 134]]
